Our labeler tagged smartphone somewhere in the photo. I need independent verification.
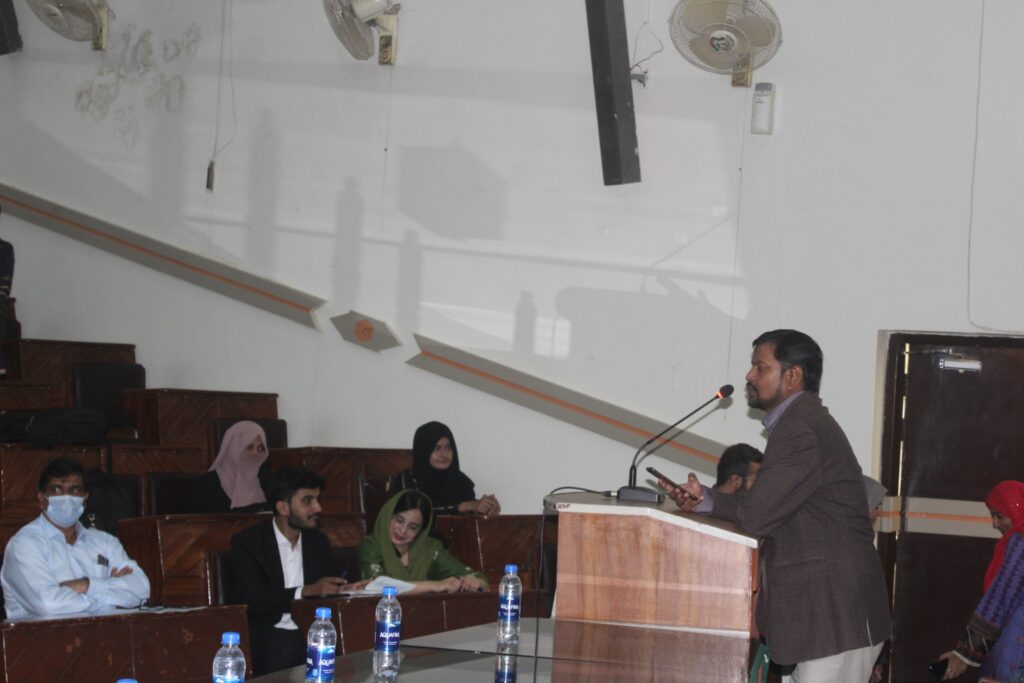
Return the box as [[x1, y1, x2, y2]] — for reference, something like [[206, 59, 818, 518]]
[[645, 466, 680, 489], [927, 658, 948, 681]]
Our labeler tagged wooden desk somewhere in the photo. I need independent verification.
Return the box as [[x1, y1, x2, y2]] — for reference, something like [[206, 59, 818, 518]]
[[252, 618, 753, 682], [118, 513, 365, 606], [290, 589, 549, 655], [404, 618, 755, 682], [123, 388, 278, 455], [0, 604, 250, 683]]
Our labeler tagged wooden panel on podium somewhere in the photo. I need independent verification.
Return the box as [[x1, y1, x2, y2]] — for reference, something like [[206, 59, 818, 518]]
[[551, 493, 757, 632], [269, 447, 411, 514], [123, 388, 278, 455], [0, 605, 250, 683], [118, 512, 365, 606]]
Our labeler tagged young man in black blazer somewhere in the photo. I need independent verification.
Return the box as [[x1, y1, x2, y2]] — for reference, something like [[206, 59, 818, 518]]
[[231, 467, 364, 676]]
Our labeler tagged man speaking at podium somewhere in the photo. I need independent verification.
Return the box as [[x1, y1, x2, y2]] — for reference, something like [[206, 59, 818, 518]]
[[664, 330, 890, 683]]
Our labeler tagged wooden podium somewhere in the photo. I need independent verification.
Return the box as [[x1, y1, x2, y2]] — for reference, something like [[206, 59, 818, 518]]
[[549, 492, 758, 633]]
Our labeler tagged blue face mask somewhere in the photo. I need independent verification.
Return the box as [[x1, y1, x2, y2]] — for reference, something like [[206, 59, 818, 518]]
[[46, 495, 86, 528]]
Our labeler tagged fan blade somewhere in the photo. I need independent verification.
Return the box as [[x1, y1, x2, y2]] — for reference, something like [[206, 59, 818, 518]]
[[689, 34, 747, 71], [28, 0, 99, 41], [732, 15, 774, 48], [352, 0, 389, 21], [323, 0, 375, 60], [679, 0, 729, 33]]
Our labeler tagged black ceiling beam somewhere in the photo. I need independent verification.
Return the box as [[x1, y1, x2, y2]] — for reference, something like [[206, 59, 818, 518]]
[[0, 0, 22, 56], [584, 0, 641, 186]]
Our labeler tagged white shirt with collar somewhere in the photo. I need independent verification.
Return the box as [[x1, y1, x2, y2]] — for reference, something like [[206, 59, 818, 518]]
[[0, 514, 150, 620], [272, 519, 304, 631]]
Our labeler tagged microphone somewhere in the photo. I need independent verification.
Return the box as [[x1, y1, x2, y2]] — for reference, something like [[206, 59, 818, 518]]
[[617, 384, 734, 503]]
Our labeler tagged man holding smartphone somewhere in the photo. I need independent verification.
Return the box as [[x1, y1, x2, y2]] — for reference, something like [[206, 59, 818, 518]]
[[664, 330, 890, 683]]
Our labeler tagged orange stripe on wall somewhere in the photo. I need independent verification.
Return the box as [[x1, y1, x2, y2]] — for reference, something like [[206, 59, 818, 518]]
[[0, 192, 312, 313], [906, 511, 991, 524], [420, 349, 719, 464]]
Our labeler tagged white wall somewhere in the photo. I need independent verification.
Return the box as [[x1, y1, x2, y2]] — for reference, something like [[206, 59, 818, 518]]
[[2, 0, 1020, 512]]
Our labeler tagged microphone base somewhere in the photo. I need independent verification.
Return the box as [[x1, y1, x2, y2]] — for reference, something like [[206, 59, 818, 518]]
[[616, 486, 664, 504]]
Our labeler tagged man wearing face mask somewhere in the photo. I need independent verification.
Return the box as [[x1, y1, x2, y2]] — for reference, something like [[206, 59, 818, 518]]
[[1, 457, 150, 619]]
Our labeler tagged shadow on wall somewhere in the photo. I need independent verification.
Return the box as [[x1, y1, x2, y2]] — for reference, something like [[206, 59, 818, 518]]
[[247, 108, 280, 274], [397, 140, 506, 241], [334, 177, 364, 311]]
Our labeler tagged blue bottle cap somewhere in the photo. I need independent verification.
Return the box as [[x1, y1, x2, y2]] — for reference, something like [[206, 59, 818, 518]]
[[117, 680, 139, 683], [505, 564, 518, 574], [315, 607, 332, 619], [221, 631, 240, 645], [382, 586, 398, 597]]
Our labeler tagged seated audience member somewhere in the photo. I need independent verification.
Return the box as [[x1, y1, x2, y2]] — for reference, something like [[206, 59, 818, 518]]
[[191, 420, 273, 513], [934, 480, 1024, 682], [389, 421, 500, 516], [359, 489, 488, 594], [231, 467, 365, 676], [713, 443, 764, 493], [0, 457, 150, 619]]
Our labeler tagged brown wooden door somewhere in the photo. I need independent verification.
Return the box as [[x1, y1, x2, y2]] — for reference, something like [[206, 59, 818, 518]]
[[881, 333, 1024, 682]]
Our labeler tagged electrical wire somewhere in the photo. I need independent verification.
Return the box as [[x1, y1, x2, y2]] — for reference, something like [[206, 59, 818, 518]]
[[630, 21, 665, 71], [530, 485, 616, 676], [964, 0, 1016, 333], [207, 0, 237, 190]]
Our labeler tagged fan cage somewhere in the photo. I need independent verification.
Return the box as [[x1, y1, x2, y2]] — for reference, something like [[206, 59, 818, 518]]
[[668, 0, 783, 75]]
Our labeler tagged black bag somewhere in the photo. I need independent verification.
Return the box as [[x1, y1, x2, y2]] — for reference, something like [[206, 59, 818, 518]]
[[23, 408, 108, 448], [0, 411, 33, 442], [83, 468, 138, 534]]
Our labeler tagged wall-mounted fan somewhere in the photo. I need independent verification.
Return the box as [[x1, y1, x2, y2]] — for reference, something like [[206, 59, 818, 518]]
[[23, 0, 108, 50], [323, 0, 400, 65], [668, 0, 781, 85]]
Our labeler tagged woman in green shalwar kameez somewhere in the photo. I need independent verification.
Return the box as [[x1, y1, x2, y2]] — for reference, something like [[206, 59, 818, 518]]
[[358, 490, 488, 594]]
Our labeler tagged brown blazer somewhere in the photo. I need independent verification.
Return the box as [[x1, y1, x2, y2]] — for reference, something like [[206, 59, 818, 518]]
[[711, 392, 891, 665]]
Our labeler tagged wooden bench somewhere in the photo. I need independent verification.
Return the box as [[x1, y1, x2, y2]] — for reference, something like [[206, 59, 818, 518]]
[[436, 514, 558, 590], [3, 339, 136, 406], [123, 388, 278, 457], [269, 446, 411, 517], [117, 512, 365, 607]]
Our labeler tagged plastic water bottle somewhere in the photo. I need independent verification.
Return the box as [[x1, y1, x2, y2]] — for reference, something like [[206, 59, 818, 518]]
[[497, 564, 522, 645], [373, 586, 402, 679], [212, 631, 246, 683], [306, 606, 337, 682], [116, 680, 139, 683], [494, 642, 518, 683]]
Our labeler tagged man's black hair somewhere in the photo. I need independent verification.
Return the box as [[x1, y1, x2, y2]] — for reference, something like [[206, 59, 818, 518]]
[[753, 329, 824, 393], [268, 467, 325, 506], [38, 457, 87, 492], [715, 443, 763, 487]]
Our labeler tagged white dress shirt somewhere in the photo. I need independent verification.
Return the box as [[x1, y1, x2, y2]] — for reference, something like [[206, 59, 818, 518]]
[[1, 514, 151, 620], [272, 519, 304, 631]]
